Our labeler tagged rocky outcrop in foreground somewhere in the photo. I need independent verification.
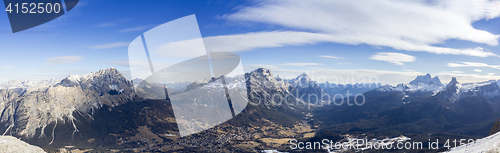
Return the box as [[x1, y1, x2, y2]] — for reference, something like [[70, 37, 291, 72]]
[[0, 136, 46, 153]]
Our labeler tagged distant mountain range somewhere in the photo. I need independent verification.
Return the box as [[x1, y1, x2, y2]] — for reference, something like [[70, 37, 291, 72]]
[[0, 67, 499, 152]]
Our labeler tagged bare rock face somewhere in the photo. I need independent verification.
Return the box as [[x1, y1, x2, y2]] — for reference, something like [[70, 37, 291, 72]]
[[245, 68, 306, 109], [0, 136, 46, 153], [0, 68, 137, 141], [490, 118, 500, 135]]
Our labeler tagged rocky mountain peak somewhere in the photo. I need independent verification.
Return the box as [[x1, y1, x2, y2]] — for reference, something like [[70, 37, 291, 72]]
[[290, 73, 313, 85], [431, 76, 443, 86], [409, 74, 430, 84], [408, 73, 443, 87], [252, 68, 273, 77], [444, 77, 460, 93], [275, 75, 283, 81], [449, 77, 459, 86], [92, 67, 124, 78], [409, 73, 439, 85], [0, 68, 136, 140]]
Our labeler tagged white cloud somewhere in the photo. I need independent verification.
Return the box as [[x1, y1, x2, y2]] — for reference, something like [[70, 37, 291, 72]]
[[45, 56, 83, 66], [319, 55, 346, 59], [224, 0, 500, 57], [154, 38, 207, 58], [474, 69, 482, 72], [436, 72, 500, 84], [280, 63, 323, 66], [119, 24, 157, 32], [1, 65, 15, 69], [447, 62, 500, 70], [203, 31, 333, 52], [369, 52, 416, 65], [90, 42, 129, 49], [449, 71, 464, 74]]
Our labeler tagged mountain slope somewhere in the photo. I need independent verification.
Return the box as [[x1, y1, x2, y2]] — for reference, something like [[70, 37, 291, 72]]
[[319, 82, 381, 97], [0, 67, 315, 152], [313, 76, 500, 151], [0, 68, 138, 147], [287, 73, 329, 104], [446, 131, 500, 152], [1, 67, 499, 152]]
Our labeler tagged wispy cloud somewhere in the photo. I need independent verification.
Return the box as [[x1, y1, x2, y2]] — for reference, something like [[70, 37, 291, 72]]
[[319, 55, 346, 59], [1, 65, 15, 69], [369, 52, 416, 65], [96, 22, 116, 27], [474, 69, 482, 72], [119, 24, 157, 32], [337, 62, 352, 65], [203, 31, 331, 52], [436, 71, 500, 84], [224, 0, 500, 57], [280, 63, 323, 66], [89, 42, 129, 49], [45, 56, 83, 66], [447, 62, 500, 70], [449, 71, 464, 74], [96, 19, 130, 27]]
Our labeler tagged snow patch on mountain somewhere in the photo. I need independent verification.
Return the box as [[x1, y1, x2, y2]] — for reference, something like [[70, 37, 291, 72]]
[[0, 79, 60, 94], [460, 80, 497, 92], [0, 79, 60, 90], [0, 136, 46, 153], [409, 73, 443, 86], [0, 68, 136, 140], [446, 131, 500, 152], [196, 75, 246, 91], [377, 74, 444, 94]]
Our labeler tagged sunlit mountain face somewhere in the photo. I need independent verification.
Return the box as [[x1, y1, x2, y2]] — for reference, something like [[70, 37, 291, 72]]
[[2, 0, 500, 152], [0, 67, 499, 152]]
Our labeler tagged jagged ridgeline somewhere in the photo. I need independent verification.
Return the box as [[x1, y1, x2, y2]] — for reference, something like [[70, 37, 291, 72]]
[[0, 68, 313, 151], [1, 68, 500, 152], [0, 68, 175, 148], [313, 74, 500, 151]]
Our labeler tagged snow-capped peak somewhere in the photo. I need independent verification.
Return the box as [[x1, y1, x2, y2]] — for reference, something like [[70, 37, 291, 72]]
[[0, 79, 59, 90], [275, 75, 283, 81], [444, 77, 461, 95], [431, 76, 443, 86], [378, 74, 444, 94], [409, 73, 443, 86], [67, 74, 82, 84], [409, 74, 431, 85], [252, 68, 273, 77], [0, 68, 135, 139]]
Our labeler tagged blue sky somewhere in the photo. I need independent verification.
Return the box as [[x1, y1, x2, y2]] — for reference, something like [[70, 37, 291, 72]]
[[1, 0, 500, 85]]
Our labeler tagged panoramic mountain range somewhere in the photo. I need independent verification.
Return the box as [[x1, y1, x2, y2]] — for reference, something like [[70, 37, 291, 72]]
[[0, 67, 499, 152]]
